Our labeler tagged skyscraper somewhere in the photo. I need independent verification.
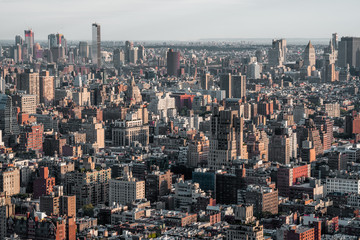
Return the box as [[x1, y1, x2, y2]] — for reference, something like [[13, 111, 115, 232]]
[[48, 34, 56, 48], [232, 74, 246, 99], [268, 39, 287, 67], [303, 41, 316, 67], [167, 49, 181, 77], [92, 23, 101, 67], [79, 41, 89, 59], [15, 35, 23, 45], [208, 109, 246, 171], [125, 40, 134, 63], [201, 73, 211, 90], [332, 33, 338, 50], [338, 37, 360, 68], [24, 29, 34, 56], [18, 69, 40, 104], [220, 73, 232, 98]]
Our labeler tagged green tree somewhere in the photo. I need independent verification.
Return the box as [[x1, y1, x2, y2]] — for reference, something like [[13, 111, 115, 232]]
[[82, 203, 94, 217]]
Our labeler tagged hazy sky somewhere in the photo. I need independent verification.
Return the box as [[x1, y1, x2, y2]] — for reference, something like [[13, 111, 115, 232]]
[[1, 0, 359, 41]]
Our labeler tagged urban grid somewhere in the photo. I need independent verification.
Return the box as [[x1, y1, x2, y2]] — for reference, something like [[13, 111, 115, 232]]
[[0, 5, 360, 240]]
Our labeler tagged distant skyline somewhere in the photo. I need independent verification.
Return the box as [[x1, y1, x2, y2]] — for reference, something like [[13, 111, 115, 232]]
[[1, 0, 360, 41]]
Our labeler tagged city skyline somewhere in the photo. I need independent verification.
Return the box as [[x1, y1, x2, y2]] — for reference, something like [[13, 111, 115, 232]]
[[1, 0, 360, 41]]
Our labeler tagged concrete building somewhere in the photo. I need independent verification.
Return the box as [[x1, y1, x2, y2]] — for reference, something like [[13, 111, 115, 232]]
[[208, 109, 247, 171], [303, 41, 316, 67], [219, 73, 232, 98], [326, 176, 360, 194], [268, 39, 287, 67], [12, 94, 36, 115], [187, 132, 209, 168], [174, 180, 206, 212], [0, 167, 20, 196], [338, 37, 360, 68], [145, 170, 172, 202], [40, 70, 54, 105], [112, 115, 149, 147], [17, 69, 40, 105], [109, 173, 145, 205], [92, 23, 101, 67]]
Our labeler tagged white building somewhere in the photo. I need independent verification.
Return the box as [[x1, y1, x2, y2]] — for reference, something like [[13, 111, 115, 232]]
[[109, 173, 145, 205], [174, 180, 206, 212], [326, 176, 360, 194]]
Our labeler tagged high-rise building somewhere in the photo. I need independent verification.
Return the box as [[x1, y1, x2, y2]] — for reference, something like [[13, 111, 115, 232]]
[[247, 62, 261, 79], [138, 45, 145, 60], [201, 73, 211, 90], [19, 123, 44, 152], [314, 116, 333, 151], [92, 23, 101, 67], [269, 128, 291, 165], [338, 37, 360, 68], [15, 35, 23, 45], [167, 49, 181, 77], [12, 94, 37, 114], [277, 164, 310, 197], [17, 69, 40, 104], [109, 173, 145, 205], [0, 168, 20, 196], [65, 163, 111, 209], [113, 48, 124, 68], [79, 41, 89, 59], [187, 132, 209, 167], [145, 170, 172, 202], [0, 94, 19, 136], [332, 33, 338, 50], [268, 39, 287, 67], [232, 74, 246, 99], [208, 109, 246, 171], [219, 73, 232, 98], [48, 34, 57, 48], [125, 40, 134, 63], [81, 117, 105, 149], [24, 29, 34, 56], [40, 70, 54, 106], [303, 41, 316, 67], [33, 167, 56, 199], [130, 47, 138, 64]]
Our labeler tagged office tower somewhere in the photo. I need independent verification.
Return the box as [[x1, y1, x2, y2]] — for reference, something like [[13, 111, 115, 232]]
[[113, 48, 124, 68], [79, 41, 89, 59], [19, 123, 44, 152], [201, 73, 211, 90], [15, 35, 23, 45], [345, 111, 360, 136], [48, 34, 57, 48], [247, 62, 261, 79], [208, 109, 246, 171], [24, 29, 34, 55], [268, 39, 287, 67], [125, 77, 143, 105], [33, 167, 56, 199], [332, 33, 338, 50], [130, 47, 138, 64], [303, 41, 316, 67], [81, 117, 105, 149], [92, 23, 101, 67], [232, 74, 246, 99], [40, 70, 54, 106], [125, 40, 134, 63], [328, 151, 347, 171], [219, 73, 232, 98], [298, 119, 324, 156], [187, 132, 209, 167], [323, 54, 336, 82], [0, 167, 20, 196], [338, 37, 360, 68], [167, 49, 181, 76], [64, 163, 111, 209], [138, 45, 145, 60], [112, 117, 149, 147], [145, 170, 172, 202], [269, 129, 291, 164], [238, 185, 279, 216], [109, 173, 145, 205], [0, 94, 19, 136], [17, 69, 40, 104], [12, 94, 37, 114], [255, 50, 264, 63], [314, 116, 333, 151], [277, 164, 310, 197]]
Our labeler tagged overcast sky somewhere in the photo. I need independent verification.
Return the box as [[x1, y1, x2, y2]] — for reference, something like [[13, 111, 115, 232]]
[[1, 0, 359, 41]]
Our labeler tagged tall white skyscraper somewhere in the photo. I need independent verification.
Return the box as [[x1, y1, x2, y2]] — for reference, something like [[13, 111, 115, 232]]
[[92, 23, 101, 67]]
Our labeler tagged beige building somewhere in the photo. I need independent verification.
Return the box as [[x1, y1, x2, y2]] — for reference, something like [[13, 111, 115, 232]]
[[112, 114, 149, 147], [18, 69, 40, 104], [82, 117, 105, 149], [0, 168, 20, 196], [12, 94, 37, 115], [109, 173, 145, 205], [187, 132, 209, 168], [303, 41, 316, 67], [40, 70, 54, 106]]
